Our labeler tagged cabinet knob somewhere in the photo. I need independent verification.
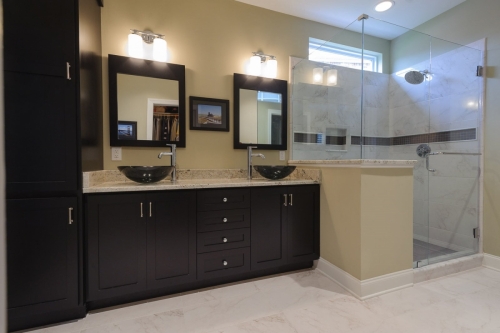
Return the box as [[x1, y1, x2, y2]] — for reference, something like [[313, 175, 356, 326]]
[[223, 217, 228, 223], [223, 237, 228, 243], [223, 197, 228, 203], [223, 260, 228, 266]]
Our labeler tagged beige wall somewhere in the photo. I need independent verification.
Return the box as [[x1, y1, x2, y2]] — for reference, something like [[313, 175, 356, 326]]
[[360, 168, 413, 280], [101, 0, 391, 170], [318, 167, 413, 280], [403, 0, 500, 258], [320, 168, 362, 279]]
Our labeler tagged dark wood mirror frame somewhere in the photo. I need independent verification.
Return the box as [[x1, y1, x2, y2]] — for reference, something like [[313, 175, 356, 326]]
[[233, 73, 288, 150], [108, 54, 186, 147]]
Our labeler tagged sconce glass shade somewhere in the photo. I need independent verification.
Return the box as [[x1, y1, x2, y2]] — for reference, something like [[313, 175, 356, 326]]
[[327, 69, 338, 86], [249, 55, 262, 76], [153, 38, 168, 62], [264, 58, 278, 78], [313, 67, 324, 84], [128, 33, 143, 59]]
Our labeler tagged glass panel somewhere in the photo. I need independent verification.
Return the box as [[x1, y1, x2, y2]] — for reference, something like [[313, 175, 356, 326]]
[[291, 19, 363, 160], [427, 37, 482, 265], [363, 17, 433, 268]]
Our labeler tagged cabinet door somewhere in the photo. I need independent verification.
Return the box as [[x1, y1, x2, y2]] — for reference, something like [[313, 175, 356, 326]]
[[4, 0, 76, 75], [5, 71, 78, 197], [287, 185, 320, 263], [86, 193, 147, 301], [250, 187, 288, 270], [7, 198, 78, 319], [146, 191, 196, 289], [4, 0, 77, 197]]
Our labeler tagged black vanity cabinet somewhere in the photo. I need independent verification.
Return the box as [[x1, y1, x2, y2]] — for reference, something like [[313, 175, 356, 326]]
[[86, 191, 196, 302], [85, 185, 319, 310], [7, 198, 79, 330], [251, 185, 320, 270]]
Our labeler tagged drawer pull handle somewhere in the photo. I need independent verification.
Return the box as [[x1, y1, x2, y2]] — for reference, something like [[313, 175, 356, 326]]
[[223, 197, 228, 203], [283, 194, 288, 206], [223, 260, 228, 266], [223, 237, 228, 243], [68, 207, 74, 225], [223, 217, 228, 223], [140, 203, 143, 217]]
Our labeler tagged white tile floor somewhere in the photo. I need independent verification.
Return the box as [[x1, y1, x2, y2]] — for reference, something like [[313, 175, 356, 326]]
[[23, 267, 500, 333]]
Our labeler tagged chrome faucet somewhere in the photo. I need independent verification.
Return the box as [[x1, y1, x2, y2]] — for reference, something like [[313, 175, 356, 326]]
[[247, 146, 265, 180], [158, 144, 177, 182]]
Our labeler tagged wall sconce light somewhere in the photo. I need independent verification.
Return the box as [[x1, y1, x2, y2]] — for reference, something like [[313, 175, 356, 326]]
[[128, 29, 168, 62], [248, 52, 278, 78], [327, 69, 338, 86], [313, 67, 324, 84]]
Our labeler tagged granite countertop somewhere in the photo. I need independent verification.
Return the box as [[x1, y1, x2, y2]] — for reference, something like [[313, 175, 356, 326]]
[[288, 159, 418, 167], [83, 168, 321, 194]]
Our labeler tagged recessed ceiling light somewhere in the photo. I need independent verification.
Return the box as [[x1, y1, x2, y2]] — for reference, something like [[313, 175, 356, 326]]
[[375, 1, 395, 12]]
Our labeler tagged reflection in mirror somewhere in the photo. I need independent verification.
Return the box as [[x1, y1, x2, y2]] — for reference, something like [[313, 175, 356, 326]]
[[239, 90, 282, 145], [117, 74, 179, 141]]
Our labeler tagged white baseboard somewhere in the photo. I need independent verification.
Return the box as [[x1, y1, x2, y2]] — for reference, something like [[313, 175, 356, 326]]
[[483, 253, 500, 272], [315, 258, 413, 300]]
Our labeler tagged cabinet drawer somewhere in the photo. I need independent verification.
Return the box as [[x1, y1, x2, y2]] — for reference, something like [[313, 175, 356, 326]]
[[197, 189, 250, 211], [197, 209, 250, 232], [197, 228, 250, 253], [197, 248, 250, 280]]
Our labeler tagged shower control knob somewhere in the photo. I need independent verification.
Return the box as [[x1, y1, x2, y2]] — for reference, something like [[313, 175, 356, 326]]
[[416, 144, 431, 158]]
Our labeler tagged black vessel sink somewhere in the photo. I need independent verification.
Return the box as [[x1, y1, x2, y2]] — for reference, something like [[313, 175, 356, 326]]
[[253, 166, 296, 180], [118, 166, 174, 184]]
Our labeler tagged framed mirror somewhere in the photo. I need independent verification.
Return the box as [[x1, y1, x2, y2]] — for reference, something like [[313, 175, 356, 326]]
[[109, 54, 186, 147], [233, 73, 288, 150]]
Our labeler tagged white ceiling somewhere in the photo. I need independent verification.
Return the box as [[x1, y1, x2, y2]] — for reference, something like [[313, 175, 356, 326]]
[[236, 0, 467, 40]]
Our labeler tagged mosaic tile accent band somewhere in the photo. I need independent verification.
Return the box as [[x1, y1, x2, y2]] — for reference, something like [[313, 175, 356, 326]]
[[295, 128, 476, 146]]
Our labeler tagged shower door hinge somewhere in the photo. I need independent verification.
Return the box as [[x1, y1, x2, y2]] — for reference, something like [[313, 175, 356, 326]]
[[476, 66, 484, 77], [473, 227, 480, 239]]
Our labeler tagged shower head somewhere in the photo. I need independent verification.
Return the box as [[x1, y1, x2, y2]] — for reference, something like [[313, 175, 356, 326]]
[[404, 70, 429, 85]]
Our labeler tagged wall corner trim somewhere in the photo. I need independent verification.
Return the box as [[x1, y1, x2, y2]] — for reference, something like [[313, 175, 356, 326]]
[[315, 258, 413, 300], [483, 253, 500, 272]]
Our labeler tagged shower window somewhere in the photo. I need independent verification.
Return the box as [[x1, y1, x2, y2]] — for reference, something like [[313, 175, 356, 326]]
[[309, 38, 383, 73]]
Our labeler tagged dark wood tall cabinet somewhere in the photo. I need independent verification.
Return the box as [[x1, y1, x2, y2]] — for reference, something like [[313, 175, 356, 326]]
[[4, 0, 102, 331]]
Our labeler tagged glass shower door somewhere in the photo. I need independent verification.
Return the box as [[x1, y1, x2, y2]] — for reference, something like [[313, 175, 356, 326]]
[[425, 37, 483, 265]]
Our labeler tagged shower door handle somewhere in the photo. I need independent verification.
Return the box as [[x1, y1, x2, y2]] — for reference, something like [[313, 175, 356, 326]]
[[426, 151, 482, 172], [429, 152, 482, 156], [426, 155, 436, 172]]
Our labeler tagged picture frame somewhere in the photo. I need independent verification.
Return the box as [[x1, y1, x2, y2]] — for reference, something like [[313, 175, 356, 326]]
[[190, 96, 229, 132], [118, 121, 137, 140]]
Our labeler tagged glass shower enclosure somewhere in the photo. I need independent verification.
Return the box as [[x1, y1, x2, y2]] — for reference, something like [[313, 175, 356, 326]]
[[291, 16, 483, 268]]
